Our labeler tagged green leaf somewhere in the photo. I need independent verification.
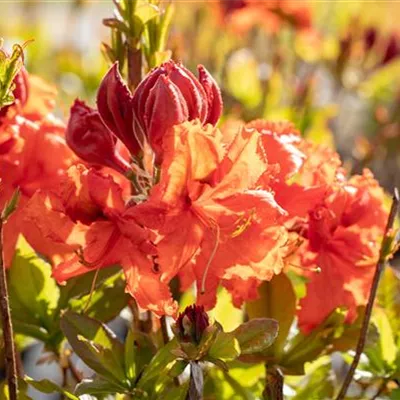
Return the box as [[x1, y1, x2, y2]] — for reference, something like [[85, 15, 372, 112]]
[[68, 272, 128, 322], [157, 3, 174, 52], [247, 274, 296, 359], [75, 377, 128, 396], [137, 338, 179, 388], [233, 318, 278, 356], [366, 308, 397, 370], [0, 42, 25, 108], [25, 377, 78, 400], [125, 328, 137, 381], [11, 321, 49, 342], [1, 188, 20, 221], [204, 365, 262, 400], [129, 330, 157, 375], [60, 311, 127, 386], [329, 306, 364, 353], [281, 307, 347, 375], [102, 18, 130, 35], [208, 331, 240, 361], [168, 359, 188, 379], [292, 361, 335, 400], [135, 1, 159, 26], [8, 235, 60, 333], [130, 1, 160, 38], [157, 380, 189, 400], [210, 287, 243, 332], [390, 388, 400, 400], [196, 323, 221, 360], [378, 267, 400, 334], [58, 265, 121, 308]]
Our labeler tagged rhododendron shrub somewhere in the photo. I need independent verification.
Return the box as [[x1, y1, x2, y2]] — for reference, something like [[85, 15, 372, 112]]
[[0, 2, 399, 399]]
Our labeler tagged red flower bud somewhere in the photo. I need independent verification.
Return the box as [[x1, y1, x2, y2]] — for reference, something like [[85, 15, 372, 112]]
[[197, 65, 223, 125], [97, 63, 140, 156], [175, 305, 210, 344], [132, 60, 223, 160], [144, 74, 189, 157], [66, 99, 130, 174]]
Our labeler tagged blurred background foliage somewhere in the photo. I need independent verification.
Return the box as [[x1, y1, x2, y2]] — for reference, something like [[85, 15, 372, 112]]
[[1, 1, 400, 399]]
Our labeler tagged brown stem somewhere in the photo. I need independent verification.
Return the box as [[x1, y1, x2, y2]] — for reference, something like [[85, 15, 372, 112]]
[[0, 219, 18, 400], [336, 188, 400, 400], [69, 362, 83, 383], [160, 316, 169, 345], [263, 365, 284, 400], [127, 42, 142, 93]]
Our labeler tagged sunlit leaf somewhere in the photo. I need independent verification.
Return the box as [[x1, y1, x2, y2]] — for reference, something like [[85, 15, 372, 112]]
[[68, 272, 129, 322], [137, 338, 179, 388], [233, 318, 278, 356], [8, 235, 60, 334], [366, 307, 397, 370], [0, 42, 25, 108], [75, 377, 128, 396], [281, 308, 347, 375], [60, 311, 126, 386], [247, 273, 296, 359], [208, 331, 240, 361], [124, 328, 136, 381], [1, 188, 20, 221], [292, 360, 335, 400], [378, 267, 400, 334], [210, 287, 243, 332], [25, 377, 78, 400]]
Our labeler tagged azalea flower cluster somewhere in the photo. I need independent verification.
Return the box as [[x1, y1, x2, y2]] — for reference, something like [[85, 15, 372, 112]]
[[0, 60, 388, 334]]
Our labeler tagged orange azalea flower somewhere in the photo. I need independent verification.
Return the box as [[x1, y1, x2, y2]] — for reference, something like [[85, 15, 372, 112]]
[[133, 120, 288, 309], [0, 113, 75, 267], [24, 164, 177, 316], [243, 120, 332, 221], [217, 0, 311, 34], [297, 170, 388, 333]]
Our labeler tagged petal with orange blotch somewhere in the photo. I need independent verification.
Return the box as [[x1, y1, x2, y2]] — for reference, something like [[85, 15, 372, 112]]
[[158, 121, 225, 206], [212, 126, 266, 194]]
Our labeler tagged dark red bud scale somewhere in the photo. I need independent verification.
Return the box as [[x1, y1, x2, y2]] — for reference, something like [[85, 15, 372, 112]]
[[176, 304, 210, 344], [197, 65, 223, 125], [97, 63, 140, 155], [144, 75, 189, 157], [66, 99, 130, 174]]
